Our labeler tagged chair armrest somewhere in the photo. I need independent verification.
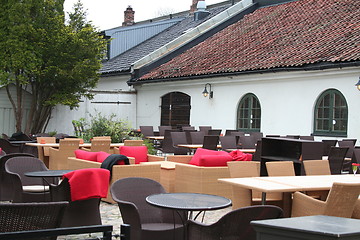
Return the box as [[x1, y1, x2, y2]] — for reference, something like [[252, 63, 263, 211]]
[[187, 219, 215, 239], [147, 155, 164, 162], [291, 191, 326, 217], [167, 155, 192, 164]]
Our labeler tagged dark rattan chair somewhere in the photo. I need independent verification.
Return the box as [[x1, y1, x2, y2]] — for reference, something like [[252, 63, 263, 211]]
[[111, 177, 186, 240], [199, 126, 212, 134], [338, 140, 355, 159], [5, 156, 57, 202], [158, 126, 172, 136], [207, 129, 222, 136], [0, 138, 21, 154], [140, 126, 155, 137], [202, 135, 219, 150], [190, 131, 205, 144], [322, 139, 337, 156], [219, 135, 238, 151], [50, 174, 105, 228], [238, 135, 256, 149], [0, 153, 34, 201], [328, 146, 349, 174], [0, 201, 68, 240], [171, 131, 190, 155], [187, 205, 283, 240]]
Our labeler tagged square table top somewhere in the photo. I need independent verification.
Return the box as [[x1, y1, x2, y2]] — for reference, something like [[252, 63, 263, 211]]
[[218, 175, 360, 193]]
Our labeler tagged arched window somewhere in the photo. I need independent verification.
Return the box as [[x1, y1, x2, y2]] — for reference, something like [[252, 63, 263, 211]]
[[313, 89, 348, 137], [237, 93, 261, 132], [160, 92, 191, 127]]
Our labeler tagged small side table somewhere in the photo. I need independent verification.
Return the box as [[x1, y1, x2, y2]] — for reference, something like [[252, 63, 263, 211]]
[[251, 215, 360, 240]]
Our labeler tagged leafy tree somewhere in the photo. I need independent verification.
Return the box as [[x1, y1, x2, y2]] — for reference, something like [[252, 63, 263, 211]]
[[0, 0, 107, 134]]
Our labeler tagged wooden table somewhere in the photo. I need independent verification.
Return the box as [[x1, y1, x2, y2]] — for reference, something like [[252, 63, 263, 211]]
[[218, 175, 360, 217], [146, 136, 164, 140]]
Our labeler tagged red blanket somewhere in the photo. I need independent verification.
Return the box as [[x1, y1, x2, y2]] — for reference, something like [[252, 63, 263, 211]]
[[63, 168, 110, 201], [229, 150, 253, 161]]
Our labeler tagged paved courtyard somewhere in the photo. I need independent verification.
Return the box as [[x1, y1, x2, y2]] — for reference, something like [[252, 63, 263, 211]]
[[59, 201, 232, 239]]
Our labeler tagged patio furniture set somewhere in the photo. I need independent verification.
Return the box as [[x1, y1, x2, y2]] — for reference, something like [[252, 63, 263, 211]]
[[1, 130, 360, 239]]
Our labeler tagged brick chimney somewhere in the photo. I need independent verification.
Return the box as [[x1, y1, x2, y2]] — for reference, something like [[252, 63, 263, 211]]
[[190, 0, 200, 13], [122, 6, 135, 26]]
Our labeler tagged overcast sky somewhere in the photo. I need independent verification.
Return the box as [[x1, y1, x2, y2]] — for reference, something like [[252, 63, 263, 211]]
[[64, 0, 224, 30]]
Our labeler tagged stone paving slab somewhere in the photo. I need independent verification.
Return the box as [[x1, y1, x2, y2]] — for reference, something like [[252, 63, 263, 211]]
[[58, 201, 232, 239]]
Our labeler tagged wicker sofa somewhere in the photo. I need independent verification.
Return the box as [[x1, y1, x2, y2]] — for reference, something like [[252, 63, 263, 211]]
[[67, 155, 164, 203], [167, 155, 233, 201]]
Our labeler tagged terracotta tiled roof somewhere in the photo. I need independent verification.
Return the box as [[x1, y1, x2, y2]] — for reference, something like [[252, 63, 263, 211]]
[[140, 0, 360, 80]]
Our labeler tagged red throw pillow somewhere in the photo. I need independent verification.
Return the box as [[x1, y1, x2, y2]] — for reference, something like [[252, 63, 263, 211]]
[[229, 150, 253, 161], [198, 154, 233, 167], [74, 149, 98, 162], [119, 146, 148, 164], [97, 151, 111, 163], [190, 148, 230, 166]]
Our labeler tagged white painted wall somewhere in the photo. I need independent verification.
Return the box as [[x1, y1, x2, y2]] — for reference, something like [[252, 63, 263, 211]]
[[47, 74, 137, 135], [134, 67, 360, 140]]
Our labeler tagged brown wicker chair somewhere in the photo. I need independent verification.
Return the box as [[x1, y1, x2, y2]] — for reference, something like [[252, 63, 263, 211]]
[[82, 138, 111, 153], [202, 135, 219, 150], [327, 146, 349, 174], [265, 161, 295, 176], [49, 139, 80, 170], [187, 205, 283, 240], [227, 161, 282, 208], [140, 126, 155, 137], [5, 156, 57, 202], [124, 140, 144, 146], [0, 201, 68, 240], [291, 182, 360, 218], [111, 177, 185, 240], [303, 160, 331, 175], [36, 137, 56, 167], [0, 153, 34, 201], [50, 169, 108, 227]]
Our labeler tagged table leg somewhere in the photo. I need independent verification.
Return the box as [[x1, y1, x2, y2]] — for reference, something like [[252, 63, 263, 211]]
[[231, 186, 252, 209], [282, 192, 292, 217], [261, 192, 267, 205]]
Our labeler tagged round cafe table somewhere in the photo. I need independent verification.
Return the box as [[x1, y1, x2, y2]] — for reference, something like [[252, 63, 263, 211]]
[[146, 192, 232, 220]]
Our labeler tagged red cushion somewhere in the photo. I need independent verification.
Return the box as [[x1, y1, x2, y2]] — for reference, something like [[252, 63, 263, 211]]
[[189, 148, 230, 166], [74, 149, 98, 162], [198, 154, 233, 167], [119, 146, 148, 164], [96, 151, 111, 163]]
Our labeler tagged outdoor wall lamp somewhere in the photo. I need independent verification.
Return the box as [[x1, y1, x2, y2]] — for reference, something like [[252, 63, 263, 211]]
[[202, 83, 213, 99], [356, 77, 360, 91]]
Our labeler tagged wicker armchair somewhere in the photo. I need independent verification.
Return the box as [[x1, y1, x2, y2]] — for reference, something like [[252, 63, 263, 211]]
[[303, 160, 331, 175], [82, 139, 111, 153], [111, 177, 185, 240], [187, 205, 283, 240], [5, 156, 57, 202], [0, 153, 34, 201], [227, 161, 282, 208], [0, 138, 21, 154], [50, 169, 108, 227], [68, 157, 161, 203], [49, 139, 80, 170], [36, 137, 56, 167], [0, 201, 68, 240], [167, 155, 232, 200], [291, 182, 360, 218]]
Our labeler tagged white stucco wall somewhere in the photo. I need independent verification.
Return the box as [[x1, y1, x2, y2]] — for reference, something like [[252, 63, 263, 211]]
[[47, 74, 137, 135], [134, 67, 360, 140]]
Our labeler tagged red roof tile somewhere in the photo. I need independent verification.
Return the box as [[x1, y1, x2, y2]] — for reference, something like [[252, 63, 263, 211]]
[[140, 0, 360, 80]]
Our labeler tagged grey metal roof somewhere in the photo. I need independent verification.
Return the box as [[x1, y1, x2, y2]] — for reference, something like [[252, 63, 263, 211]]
[[105, 18, 182, 59], [100, 3, 233, 75]]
